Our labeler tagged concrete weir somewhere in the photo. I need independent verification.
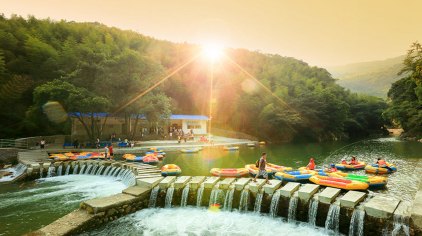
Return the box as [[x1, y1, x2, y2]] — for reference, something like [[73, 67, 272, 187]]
[[30, 173, 422, 236]]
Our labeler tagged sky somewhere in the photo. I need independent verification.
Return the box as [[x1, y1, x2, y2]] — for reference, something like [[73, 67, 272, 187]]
[[1, 0, 421, 67]]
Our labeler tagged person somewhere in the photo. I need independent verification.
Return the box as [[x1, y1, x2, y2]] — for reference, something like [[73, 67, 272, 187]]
[[95, 138, 100, 149], [108, 144, 113, 160], [253, 152, 271, 184], [341, 158, 347, 165], [376, 158, 392, 171], [350, 156, 358, 165], [104, 145, 109, 160], [40, 138, 46, 149], [73, 139, 79, 149], [306, 157, 316, 170], [328, 163, 338, 172]]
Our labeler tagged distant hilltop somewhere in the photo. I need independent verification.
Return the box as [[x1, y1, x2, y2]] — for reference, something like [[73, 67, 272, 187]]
[[327, 55, 406, 98]]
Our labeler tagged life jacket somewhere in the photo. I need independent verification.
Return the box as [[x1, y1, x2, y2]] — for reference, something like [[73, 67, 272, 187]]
[[350, 159, 357, 165], [341, 160, 347, 164], [330, 167, 337, 172], [307, 161, 315, 170]]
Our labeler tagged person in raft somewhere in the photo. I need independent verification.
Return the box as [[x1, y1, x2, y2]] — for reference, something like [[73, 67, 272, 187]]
[[341, 158, 347, 164], [328, 163, 338, 172], [376, 158, 393, 171], [306, 157, 316, 170], [253, 152, 271, 185], [349, 156, 358, 165]]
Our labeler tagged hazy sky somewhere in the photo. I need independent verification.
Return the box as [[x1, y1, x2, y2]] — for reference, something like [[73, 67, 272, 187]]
[[2, 0, 421, 67]]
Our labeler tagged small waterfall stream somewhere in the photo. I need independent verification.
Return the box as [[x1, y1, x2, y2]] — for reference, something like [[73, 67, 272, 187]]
[[308, 198, 319, 227], [79, 164, 86, 175], [180, 185, 190, 207], [196, 184, 205, 207], [39, 167, 43, 178], [46, 166, 55, 178], [84, 164, 93, 175], [165, 187, 175, 208], [287, 196, 298, 223], [392, 214, 410, 236], [223, 188, 235, 211], [72, 165, 78, 174], [269, 190, 281, 217], [102, 166, 111, 176], [325, 204, 340, 233], [108, 167, 117, 176], [96, 165, 105, 175], [149, 186, 160, 208], [254, 192, 264, 213], [349, 209, 365, 236], [90, 165, 99, 175], [209, 188, 224, 206], [65, 165, 70, 175], [57, 165, 63, 176], [239, 189, 249, 211]]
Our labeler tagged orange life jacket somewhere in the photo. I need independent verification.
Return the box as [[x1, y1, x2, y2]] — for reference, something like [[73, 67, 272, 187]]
[[378, 160, 386, 166], [307, 162, 315, 170], [330, 167, 337, 172], [341, 160, 347, 164], [350, 159, 357, 165]]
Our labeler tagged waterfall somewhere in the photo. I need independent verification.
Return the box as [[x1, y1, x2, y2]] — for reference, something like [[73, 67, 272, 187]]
[[46, 166, 55, 178], [96, 165, 105, 175], [57, 165, 63, 176], [180, 185, 190, 207], [254, 192, 264, 213], [239, 189, 249, 211], [209, 188, 223, 206], [102, 166, 111, 176], [287, 197, 298, 223], [72, 165, 78, 174], [349, 209, 365, 236], [149, 186, 160, 208], [40, 167, 43, 178], [308, 198, 319, 227], [392, 214, 410, 236], [79, 164, 86, 175], [84, 164, 93, 175], [196, 184, 205, 207], [114, 168, 123, 177], [325, 204, 340, 233], [165, 187, 175, 208], [108, 167, 117, 176], [269, 190, 281, 217], [90, 165, 99, 175], [65, 165, 70, 175], [15, 163, 27, 176], [223, 188, 235, 211]]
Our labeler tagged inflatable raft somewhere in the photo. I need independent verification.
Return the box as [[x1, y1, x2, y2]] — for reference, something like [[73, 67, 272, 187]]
[[223, 146, 239, 151], [161, 164, 182, 176], [210, 168, 249, 177], [143, 155, 159, 164], [123, 154, 143, 162], [245, 164, 275, 177], [49, 154, 69, 161], [335, 161, 366, 170], [180, 148, 201, 153], [247, 143, 256, 147], [327, 171, 387, 188], [275, 170, 316, 182], [365, 163, 397, 174], [309, 175, 369, 190], [267, 163, 293, 172]]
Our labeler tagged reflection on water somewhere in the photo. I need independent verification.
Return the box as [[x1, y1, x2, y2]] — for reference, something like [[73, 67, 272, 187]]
[[0, 175, 126, 236], [82, 207, 330, 236]]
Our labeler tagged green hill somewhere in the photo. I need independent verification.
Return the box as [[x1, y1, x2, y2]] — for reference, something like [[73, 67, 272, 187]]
[[327, 56, 406, 97]]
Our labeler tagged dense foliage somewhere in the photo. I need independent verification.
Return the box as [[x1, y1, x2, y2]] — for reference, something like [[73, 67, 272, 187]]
[[384, 42, 422, 138], [0, 15, 387, 142]]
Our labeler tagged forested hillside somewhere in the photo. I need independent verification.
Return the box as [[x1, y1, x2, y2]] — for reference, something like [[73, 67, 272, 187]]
[[0, 15, 387, 142], [327, 56, 405, 98]]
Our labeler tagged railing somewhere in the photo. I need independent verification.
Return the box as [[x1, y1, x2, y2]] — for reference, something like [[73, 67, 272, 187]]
[[0, 135, 72, 149], [0, 139, 29, 149]]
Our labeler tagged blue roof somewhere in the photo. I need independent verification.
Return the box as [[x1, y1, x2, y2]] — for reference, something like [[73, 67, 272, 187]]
[[170, 115, 209, 120], [69, 112, 208, 120]]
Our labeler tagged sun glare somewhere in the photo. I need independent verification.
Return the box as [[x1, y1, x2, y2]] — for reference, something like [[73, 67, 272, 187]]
[[202, 43, 224, 62]]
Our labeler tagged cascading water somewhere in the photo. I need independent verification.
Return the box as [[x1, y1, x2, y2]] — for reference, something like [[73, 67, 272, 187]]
[[79, 164, 86, 175], [108, 167, 117, 176], [114, 168, 122, 177], [15, 163, 27, 176], [269, 190, 281, 217], [325, 204, 340, 233], [239, 189, 249, 211], [254, 192, 263, 213], [149, 186, 160, 208], [287, 196, 298, 223], [308, 198, 319, 227], [84, 164, 93, 175], [46, 166, 55, 178], [209, 188, 223, 206], [349, 209, 365, 236], [102, 166, 111, 176], [180, 185, 190, 207], [90, 165, 98, 175], [223, 188, 235, 211], [196, 184, 205, 207], [39, 167, 43, 178], [57, 165, 63, 176], [0, 163, 28, 182], [165, 187, 175, 208], [73, 165, 78, 174], [392, 214, 410, 236], [96, 165, 105, 175], [65, 165, 70, 175]]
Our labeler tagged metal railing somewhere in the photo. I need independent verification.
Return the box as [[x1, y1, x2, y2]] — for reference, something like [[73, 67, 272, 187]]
[[0, 139, 29, 149]]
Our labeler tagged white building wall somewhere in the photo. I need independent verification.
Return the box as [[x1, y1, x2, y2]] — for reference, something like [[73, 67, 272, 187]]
[[182, 120, 207, 135]]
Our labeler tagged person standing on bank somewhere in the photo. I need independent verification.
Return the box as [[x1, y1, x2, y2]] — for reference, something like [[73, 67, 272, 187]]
[[108, 144, 113, 160], [40, 138, 46, 149], [253, 152, 271, 185], [104, 145, 109, 160]]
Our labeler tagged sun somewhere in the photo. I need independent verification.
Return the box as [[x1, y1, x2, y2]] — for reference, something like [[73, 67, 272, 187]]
[[201, 43, 224, 62]]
